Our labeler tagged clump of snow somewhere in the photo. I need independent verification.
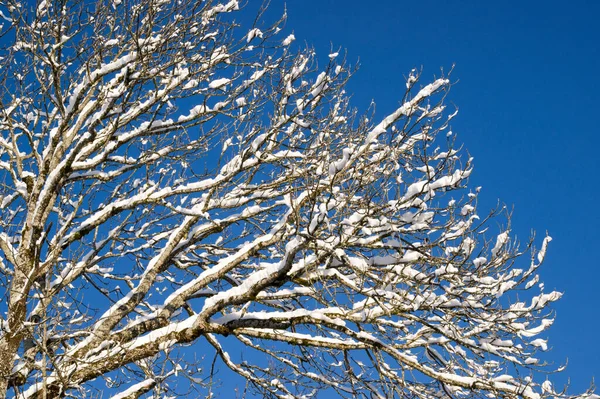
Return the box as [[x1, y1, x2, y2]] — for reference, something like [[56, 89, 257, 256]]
[[491, 230, 510, 257], [282, 34, 295, 46], [537, 235, 552, 263], [246, 28, 263, 42], [209, 78, 231, 89]]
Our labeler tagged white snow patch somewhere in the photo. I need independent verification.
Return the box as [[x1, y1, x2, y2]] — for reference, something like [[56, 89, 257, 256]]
[[246, 28, 263, 42], [110, 379, 155, 399], [209, 78, 231, 89], [282, 34, 295, 46]]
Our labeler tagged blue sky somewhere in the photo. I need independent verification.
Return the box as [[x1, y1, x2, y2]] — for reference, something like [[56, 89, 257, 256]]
[[2, 1, 596, 396], [270, 0, 600, 393]]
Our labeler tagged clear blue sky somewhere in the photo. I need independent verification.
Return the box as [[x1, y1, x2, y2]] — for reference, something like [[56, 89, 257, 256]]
[[266, 0, 599, 393]]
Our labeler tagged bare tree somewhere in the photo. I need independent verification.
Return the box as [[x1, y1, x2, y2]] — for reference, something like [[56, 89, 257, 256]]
[[0, 1, 594, 398]]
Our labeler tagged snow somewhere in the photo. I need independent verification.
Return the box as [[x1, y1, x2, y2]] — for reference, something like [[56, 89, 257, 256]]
[[365, 78, 449, 144], [525, 274, 540, 289], [460, 204, 475, 215], [310, 72, 328, 97], [37, 0, 48, 13], [110, 379, 155, 399], [0, 10, 13, 22], [126, 314, 199, 351], [531, 291, 562, 310], [328, 147, 353, 176], [530, 338, 548, 351], [472, 257, 487, 267], [249, 69, 266, 81], [15, 180, 27, 197], [520, 318, 554, 337], [246, 28, 263, 43], [491, 230, 510, 257], [541, 380, 553, 394], [282, 34, 295, 46], [183, 79, 199, 89], [537, 235, 552, 263], [202, 236, 305, 313], [346, 256, 369, 272], [206, 1, 239, 17], [256, 286, 313, 300], [214, 307, 346, 327], [208, 77, 231, 89], [178, 104, 209, 121]]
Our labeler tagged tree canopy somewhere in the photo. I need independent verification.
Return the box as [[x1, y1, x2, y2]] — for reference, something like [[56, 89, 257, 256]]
[[0, 1, 595, 398]]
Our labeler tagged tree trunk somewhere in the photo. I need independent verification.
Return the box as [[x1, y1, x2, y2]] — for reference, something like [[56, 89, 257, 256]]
[[0, 339, 18, 399]]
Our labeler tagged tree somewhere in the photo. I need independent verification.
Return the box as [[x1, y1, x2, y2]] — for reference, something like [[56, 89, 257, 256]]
[[0, 0, 594, 398]]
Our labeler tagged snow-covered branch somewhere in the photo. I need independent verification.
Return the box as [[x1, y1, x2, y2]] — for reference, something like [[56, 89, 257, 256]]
[[0, 1, 593, 399]]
